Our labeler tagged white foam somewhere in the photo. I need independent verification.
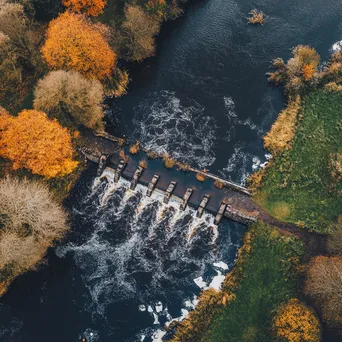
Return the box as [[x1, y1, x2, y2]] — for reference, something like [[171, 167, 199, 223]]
[[139, 305, 146, 312], [213, 261, 229, 270], [155, 302, 163, 313], [193, 276, 207, 289], [332, 40, 342, 52], [209, 270, 225, 291], [132, 90, 216, 168]]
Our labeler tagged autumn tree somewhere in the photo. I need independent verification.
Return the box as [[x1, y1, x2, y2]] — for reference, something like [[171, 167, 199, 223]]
[[63, 0, 107, 17], [0, 109, 78, 178], [305, 256, 342, 327], [268, 45, 320, 96], [34, 70, 104, 129], [41, 11, 116, 80], [273, 298, 321, 342], [120, 5, 160, 61], [0, 177, 68, 294]]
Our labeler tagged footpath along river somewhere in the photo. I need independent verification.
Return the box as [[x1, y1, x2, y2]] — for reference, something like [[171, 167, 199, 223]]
[[1, 0, 342, 341]]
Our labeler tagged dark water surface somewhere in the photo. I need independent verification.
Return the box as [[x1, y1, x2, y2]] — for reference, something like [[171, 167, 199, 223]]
[[1, 0, 342, 341]]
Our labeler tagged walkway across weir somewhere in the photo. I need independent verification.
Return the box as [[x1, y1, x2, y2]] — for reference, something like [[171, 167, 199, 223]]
[[80, 131, 260, 225]]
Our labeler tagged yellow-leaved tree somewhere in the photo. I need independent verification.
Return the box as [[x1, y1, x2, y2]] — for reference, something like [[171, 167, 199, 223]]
[[0, 109, 78, 178], [62, 0, 107, 17], [41, 11, 116, 80], [273, 298, 321, 342]]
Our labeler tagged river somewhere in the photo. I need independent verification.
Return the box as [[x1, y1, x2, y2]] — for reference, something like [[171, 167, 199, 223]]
[[1, 0, 342, 341]]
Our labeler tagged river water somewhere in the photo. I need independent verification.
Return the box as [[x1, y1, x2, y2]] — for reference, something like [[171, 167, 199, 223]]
[[1, 0, 342, 341]]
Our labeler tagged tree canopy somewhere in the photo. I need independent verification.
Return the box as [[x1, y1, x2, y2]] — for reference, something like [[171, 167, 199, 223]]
[[41, 11, 116, 80], [34, 70, 104, 129], [273, 298, 321, 342], [0, 109, 78, 178], [0, 176, 68, 294], [62, 0, 107, 17]]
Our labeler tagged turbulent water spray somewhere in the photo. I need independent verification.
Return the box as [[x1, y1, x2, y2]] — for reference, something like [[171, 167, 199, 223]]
[[56, 174, 243, 341]]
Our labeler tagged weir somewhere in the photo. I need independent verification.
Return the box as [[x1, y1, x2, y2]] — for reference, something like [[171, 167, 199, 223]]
[[80, 131, 259, 225]]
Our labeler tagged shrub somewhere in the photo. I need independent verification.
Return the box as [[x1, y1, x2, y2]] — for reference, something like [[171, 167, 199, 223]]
[[0, 109, 78, 178], [62, 0, 107, 17], [214, 179, 224, 189], [267, 45, 320, 96], [129, 141, 140, 155], [196, 172, 206, 182], [34, 70, 104, 129], [263, 96, 301, 154], [41, 11, 116, 80], [0, 177, 68, 294], [139, 160, 147, 168], [248, 9, 265, 25], [273, 298, 321, 342], [163, 155, 176, 169], [146, 150, 159, 159]]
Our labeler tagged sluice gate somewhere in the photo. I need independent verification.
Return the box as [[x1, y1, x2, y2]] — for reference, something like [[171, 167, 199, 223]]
[[114, 160, 127, 183], [164, 181, 177, 204], [180, 188, 193, 211], [197, 194, 211, 218], [130, 166, 144, 190], [146, 175, 160, 197]]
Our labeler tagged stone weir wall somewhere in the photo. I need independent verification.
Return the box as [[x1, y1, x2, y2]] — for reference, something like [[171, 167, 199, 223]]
[[79, 130, 259, 226]]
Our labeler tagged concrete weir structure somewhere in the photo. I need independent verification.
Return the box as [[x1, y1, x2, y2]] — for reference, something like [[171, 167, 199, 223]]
[[80, 131, 260, 225]]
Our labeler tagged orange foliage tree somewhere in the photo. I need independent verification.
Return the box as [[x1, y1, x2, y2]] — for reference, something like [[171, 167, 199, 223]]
[[41, 11, 116, 80], [273, 298, 321, 342], [62, 0, 107, 17], [0, 109, 78, 178]]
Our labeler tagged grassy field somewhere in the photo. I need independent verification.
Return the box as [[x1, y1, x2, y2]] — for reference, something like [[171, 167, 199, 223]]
[[253, 90, 342, 234], [203, 223, 305, 342]]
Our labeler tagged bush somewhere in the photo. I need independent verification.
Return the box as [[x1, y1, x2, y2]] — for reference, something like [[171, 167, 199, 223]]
[[267, 45, 320, 96], [163, 154, 176, 168], [129, 141, 140, 155], [248, 9, 265, 25], [34, 70, 104, 129], [263, 96, 301, 154], [196, 172, 206, 182], [214, 179, 224, 189]]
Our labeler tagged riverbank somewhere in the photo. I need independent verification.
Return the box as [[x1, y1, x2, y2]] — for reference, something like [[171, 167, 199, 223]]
[[251, 90, 342, 234], [170, 221, 312, 341]]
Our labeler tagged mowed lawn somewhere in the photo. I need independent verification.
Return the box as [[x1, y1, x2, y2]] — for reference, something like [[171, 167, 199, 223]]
[[254, 90, 342, 233]]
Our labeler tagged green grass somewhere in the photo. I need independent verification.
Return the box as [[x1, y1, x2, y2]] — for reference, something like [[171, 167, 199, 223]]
[[204, 223, 304, 342], [254, 90, 342, 233]]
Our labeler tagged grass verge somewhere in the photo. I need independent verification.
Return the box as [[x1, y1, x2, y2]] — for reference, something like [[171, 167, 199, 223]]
[[253, 90, 342, 233], [171, 222, 305, 342]]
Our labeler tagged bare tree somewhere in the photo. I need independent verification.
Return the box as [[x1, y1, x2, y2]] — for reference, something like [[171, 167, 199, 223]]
[[34, 70, 104, 129], [305, 256, 342, 327], [0, 177, 68, 277]]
